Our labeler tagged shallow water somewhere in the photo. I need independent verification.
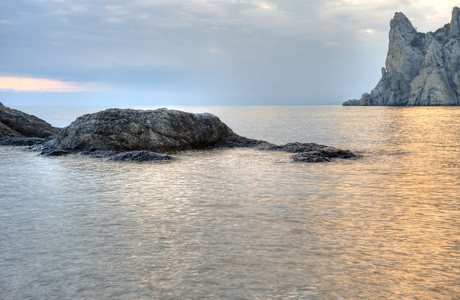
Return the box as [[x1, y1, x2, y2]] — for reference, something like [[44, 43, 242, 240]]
[[1, 106, 459, 299]]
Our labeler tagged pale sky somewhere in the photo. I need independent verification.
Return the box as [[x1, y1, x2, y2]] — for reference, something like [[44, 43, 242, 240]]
[[0, 0, 458, 105]]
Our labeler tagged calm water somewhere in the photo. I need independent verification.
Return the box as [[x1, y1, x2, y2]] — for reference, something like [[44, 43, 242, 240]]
[[1, 105, 459, 299]]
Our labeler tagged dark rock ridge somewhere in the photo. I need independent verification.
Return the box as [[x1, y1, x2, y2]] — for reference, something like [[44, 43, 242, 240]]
[[343, 7, 460, 106], [0, 137, 47, 146], [1, 103, 357, 163], [214, 136, 357, 162], [0, 102, 59, 139]]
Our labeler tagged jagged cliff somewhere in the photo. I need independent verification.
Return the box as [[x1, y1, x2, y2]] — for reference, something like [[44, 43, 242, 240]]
[[343, 7, 460, 106]]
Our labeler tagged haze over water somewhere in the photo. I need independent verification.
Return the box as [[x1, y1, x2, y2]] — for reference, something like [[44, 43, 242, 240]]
[[1, 106, 459, 299]]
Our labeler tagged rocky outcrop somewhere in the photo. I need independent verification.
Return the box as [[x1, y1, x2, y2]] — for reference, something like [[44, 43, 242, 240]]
[[215, 136, 357, 162], [0, 103, 359, 163], [44, 108, 236, 154], [0, 102, 59, 138], [37, 107, 358, 163], [343, 7, 460, 106], [342, 99, 360, 106]]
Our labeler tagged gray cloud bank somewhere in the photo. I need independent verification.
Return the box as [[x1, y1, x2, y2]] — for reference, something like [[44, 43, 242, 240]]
[[0, 0, 457, 105]]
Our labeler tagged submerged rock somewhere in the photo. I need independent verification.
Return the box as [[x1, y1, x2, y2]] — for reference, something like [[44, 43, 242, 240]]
[[344, 7, 460, 106], [40, 148, 71, 156], [291, 147, 357, 162], [214, 136, 330, 152], [214, 135, 271, 148], [216, 137, 358, 162], [0, 102, 59, 138], [260, 142, 333, 153], [105, 150, 175, 162]]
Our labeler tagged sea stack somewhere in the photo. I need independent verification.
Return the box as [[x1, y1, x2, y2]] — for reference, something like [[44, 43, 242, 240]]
[[343, 7, 460, 106]]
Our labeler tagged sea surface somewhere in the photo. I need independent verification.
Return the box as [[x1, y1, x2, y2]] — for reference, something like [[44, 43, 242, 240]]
[[1, 105, 459, 299]]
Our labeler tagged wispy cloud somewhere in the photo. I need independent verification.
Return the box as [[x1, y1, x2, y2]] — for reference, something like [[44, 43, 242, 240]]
[[0, 76, 105, 92]]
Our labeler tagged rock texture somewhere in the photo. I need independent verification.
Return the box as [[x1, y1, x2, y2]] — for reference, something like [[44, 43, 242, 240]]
[[291, 147, 357, 162], [343, 7, 460, 106], [0, 137, 47, 146], [43, 108, 236, 154], [105, 151, 175, 162], [0, 102, 59, 138]]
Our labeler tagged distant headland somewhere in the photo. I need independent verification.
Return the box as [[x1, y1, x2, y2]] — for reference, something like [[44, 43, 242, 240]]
[[343, 7, 460, 106]]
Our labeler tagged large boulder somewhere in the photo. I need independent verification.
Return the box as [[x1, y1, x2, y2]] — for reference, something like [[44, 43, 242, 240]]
[[344, 7, 460, 106], [0, 102, 59, 138], [45, 108, 236, 153]]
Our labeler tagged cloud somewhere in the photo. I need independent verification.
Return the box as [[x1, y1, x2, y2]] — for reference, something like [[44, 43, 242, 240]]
[[0, 76, 105, 92], [1, 0, 459, 105], [321, 0, 458, 32]]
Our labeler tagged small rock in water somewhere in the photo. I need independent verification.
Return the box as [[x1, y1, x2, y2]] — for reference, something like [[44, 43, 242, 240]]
[[41, 149, 70, 156], [105, 150, 175, 162], [292, 147, 357, 163]]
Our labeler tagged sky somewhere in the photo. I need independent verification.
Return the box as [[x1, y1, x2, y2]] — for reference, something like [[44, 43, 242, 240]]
[[0, 0, 458, 106]]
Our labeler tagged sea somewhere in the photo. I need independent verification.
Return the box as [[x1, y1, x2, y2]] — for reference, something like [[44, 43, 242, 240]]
[[1, 105, 459, 299]]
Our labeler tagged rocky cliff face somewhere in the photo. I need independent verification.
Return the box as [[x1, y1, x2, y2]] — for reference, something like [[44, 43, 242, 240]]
[[343, 7, 460, 106]]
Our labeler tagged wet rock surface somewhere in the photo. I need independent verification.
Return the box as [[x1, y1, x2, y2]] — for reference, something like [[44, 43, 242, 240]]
[[105, 150, 175, 162], [216, 136, 358, 162], [0, 137, 46, 146], [291, 147, 357, 162]]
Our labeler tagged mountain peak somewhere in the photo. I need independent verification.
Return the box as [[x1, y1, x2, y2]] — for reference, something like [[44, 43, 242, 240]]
[[343, 7, 460, 106], [391, 12, 413, 30], [450, 7, 460, 36]]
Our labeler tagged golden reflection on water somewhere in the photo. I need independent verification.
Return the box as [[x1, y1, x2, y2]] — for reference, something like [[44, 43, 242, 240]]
[[351, 107, 460, 299], [1, 106, 460, 299]]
